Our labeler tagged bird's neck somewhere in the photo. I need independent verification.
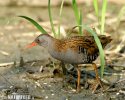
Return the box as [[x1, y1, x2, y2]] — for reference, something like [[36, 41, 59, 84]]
[[47, 39, 62, 56], [46, 37, 59, 51]]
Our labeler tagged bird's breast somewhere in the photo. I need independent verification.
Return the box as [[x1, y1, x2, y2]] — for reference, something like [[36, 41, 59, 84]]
[[48, 48, 98, 64], [49, 49, 80, 63]]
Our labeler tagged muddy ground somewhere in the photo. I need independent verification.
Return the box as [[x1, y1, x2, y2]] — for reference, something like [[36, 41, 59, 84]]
[[0, 2, 125, 100]]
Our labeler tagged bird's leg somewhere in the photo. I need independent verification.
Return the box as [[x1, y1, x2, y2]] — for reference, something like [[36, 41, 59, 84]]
[[76, 66, 81, 92], [72, 64, 81, 92], [60, 62, 70, 89], [92, 63, 103, 93], [61, 62, 68, 75]]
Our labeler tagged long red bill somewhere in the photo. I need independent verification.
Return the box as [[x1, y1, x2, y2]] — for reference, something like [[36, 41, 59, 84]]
[[25, 42, 38, 49]]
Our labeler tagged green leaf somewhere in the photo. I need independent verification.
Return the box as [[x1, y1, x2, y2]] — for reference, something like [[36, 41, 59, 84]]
[[58, 0, 64, 36], [18, 16, 47, 34], [79, 10, 83, 35], [73, 25, 105, 78], [48, 0, 57, 37], [83, 25, 105, 78], [101, 0, 107, 34], [72, 0, 80, 25], [93, 0, 99, 17], [72, 0, 83, 35], [93, 0, 107, 34]]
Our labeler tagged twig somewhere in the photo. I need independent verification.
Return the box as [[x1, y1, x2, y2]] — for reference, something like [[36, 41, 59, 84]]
[[104, 72, 125, 76], [26, 73, 53, 80], [0, 62, 19, 67], [107, 64, 125, 69], [0, 73, 14, 86], [103, 78, 125, 93], [0, 50, 9, 56]]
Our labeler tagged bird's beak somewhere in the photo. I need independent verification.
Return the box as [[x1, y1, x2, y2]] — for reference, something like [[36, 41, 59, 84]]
[[25, 41, 38, 49]]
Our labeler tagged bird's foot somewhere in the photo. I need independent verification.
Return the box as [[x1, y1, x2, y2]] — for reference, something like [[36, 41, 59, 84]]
[[92, 79, 103, 93], [92, 63, 104, 93], [76, 86, 81, 93]]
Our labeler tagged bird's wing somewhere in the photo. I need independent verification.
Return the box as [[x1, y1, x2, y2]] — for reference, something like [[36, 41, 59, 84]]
[[67, 36, 99, 55]]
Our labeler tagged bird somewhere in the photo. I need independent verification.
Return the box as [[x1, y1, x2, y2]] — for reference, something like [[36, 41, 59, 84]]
[[25, 33, 112, 93]]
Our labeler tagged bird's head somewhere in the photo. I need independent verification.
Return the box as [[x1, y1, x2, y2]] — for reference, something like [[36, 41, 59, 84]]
[[25, 34, 54, 49]]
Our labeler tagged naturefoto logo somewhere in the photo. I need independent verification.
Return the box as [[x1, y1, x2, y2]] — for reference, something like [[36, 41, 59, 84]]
[[5, 92, 34, 100]]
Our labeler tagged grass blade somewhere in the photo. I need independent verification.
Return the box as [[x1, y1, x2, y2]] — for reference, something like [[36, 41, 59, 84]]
[[101, 0, 107, 34], [72, 0, 79, 24], [48, 0, 57, 37], [58, 0, 64, 36], [79, 10, 83, 35], [72, 0, 83, 35], [93, 0, 99, 17], [74, 25, 105, 78], [18, 16, 47, 34], [84, 26, 105, 78], [93, 0, 101, 31]]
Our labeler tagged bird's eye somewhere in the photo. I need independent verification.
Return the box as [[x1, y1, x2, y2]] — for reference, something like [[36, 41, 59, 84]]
[[38, 39, 40, 42], [36, 39, 40, 43]]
